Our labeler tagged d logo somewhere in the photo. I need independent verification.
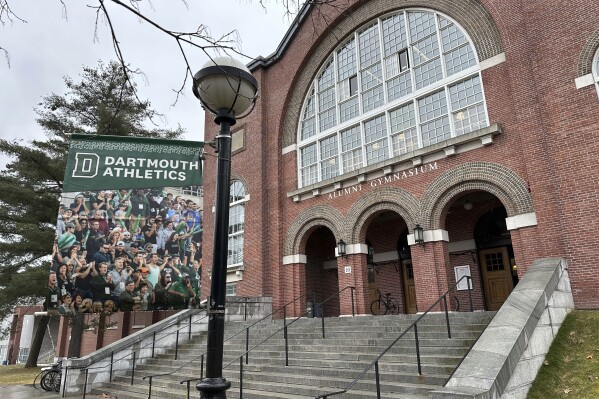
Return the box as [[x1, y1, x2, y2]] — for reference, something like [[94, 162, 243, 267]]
[[72, 153, 100, 178]]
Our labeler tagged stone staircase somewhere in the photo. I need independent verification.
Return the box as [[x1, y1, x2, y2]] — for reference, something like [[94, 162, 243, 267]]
[[92, 312, 495, 399]]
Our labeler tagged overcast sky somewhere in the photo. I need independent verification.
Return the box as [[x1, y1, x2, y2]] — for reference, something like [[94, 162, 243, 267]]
[[0, 0, 297, 169]]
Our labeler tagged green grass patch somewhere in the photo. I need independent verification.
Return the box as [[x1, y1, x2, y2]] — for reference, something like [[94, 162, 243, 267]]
[[0, 364, 43, 386], [528, 310, 599, 399]]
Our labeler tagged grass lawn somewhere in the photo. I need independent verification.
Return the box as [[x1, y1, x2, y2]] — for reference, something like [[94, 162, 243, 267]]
[[528, 310, 599, 399], [0, 364, 43, 386]]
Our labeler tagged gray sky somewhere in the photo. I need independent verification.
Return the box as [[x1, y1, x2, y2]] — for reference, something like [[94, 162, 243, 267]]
[[0, 0, 296, 169]]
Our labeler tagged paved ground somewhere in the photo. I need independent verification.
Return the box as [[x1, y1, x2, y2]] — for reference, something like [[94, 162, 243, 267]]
[[3, 385, 59, 398]]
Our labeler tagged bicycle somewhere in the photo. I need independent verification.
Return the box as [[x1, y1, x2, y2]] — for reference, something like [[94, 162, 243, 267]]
[[35, 360, 62, 392], [370, 289, 400, 315]]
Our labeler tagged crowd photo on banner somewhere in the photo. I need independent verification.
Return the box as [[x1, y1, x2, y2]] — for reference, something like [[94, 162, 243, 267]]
[[47, 187, 204, 315]]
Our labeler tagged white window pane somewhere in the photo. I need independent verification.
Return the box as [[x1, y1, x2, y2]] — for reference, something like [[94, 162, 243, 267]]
[[364, 115, 387, 143], [389, 103, 416, 133], [362, 85, 385, 112], [419, 90, 448, 123], [318, 87, 336, 112], [382, 13, 408, 57], [366, 139, 388, 165], [392, 127, 419, 156], [449, 75, 484, 110], [318, 58, 335, 89], [387, 72, 412, 102], [360, 62, 383, 91], [421, 116, 451, 146], [340, 126, 363, 173], [358, 23, 381, 68], [301, 116, 316, 140], [408, 11, 436, 42], [318, 108, 337, 131], [230, 181, 245, 203], [337, 39, 357, 81], [440, 23, 468, 52], [445, 45, 476, 76], [453, 103, 487, 136], [412, 34, 440, 66], [414, 57, 444, 90], [339, 97, 360, 123]]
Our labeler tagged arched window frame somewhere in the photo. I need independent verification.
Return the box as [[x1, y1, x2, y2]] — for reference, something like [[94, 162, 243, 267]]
[[593, 47, 599, 98], [297, 9, 490, 188], [228, 180, 248, 267]]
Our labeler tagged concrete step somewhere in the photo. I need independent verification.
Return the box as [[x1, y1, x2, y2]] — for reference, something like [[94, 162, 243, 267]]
[[89, 311, 495, 399]]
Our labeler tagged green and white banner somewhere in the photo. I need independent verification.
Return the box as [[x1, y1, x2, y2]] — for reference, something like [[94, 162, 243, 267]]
[[64, 134, 204, 191]]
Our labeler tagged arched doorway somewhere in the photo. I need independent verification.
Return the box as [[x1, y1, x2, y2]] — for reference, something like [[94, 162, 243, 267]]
[[362, 211, 411, 314], [445, 192, 517, 311], [304, 226, 340, 317]]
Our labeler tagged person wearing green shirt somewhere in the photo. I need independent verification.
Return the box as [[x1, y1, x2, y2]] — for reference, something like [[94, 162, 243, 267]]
[[167, 274, 195, 310]]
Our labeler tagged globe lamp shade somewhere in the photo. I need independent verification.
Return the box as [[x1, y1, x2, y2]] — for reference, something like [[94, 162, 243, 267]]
[[193, 56, 258, 120]]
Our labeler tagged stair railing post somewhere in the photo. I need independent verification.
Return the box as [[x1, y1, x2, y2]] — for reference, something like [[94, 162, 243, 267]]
[[151, 331, 156, 358], [83, 368, 88, 399], [244, 297, 248, 321], [351, 287, 355, 317], [201, 353, 204, 379], [175, 329, 180, 360], [148, 376, 153, 399], [284, 322, 289, 366], [239, 356, 244, 398], [443, 295, 452, 339], [186, 380, 191, 399], [131, 350, 136, 385], [62, 367, 67, 397], [188, 313, 192, 340], [375, 360, 381, 399], [414, 324, 422, 375], [245, 327, 250, 365], [109, 351, 113, 381], [468, 276, 473, 312], [321, 304, 325, 339]]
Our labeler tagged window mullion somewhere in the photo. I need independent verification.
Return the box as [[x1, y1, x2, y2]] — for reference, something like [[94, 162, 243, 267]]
[[405, 11, 417, 102], [435, 16, 449, 84], [413, 98, 424, 150], [444, 83, 456, 139]]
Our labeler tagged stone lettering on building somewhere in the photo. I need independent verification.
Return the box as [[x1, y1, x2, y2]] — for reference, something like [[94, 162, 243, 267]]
[[327, 162, 439, 200]]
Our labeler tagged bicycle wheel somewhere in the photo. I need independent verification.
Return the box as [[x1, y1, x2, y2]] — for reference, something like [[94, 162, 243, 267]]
[[39, 370, 52, 391], [388, 298, 400, 315], [41, 370, 60, 392], [370, 299, 388, 315]]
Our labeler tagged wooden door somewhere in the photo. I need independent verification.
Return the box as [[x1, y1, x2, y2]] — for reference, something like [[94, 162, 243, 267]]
[[402, 260, 417, 314], [479, 247, 513, 311]]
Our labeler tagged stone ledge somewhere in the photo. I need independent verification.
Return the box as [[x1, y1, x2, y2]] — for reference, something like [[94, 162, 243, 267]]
[[429, 257, 572, 399]]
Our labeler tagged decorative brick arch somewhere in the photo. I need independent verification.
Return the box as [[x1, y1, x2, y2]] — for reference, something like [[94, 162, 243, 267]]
[[284, 205, 345, 255], [577, 27, 599, 76], [281, 0, 504, 148], [420, 162, 534, 230], [344, 187, 419, 242]]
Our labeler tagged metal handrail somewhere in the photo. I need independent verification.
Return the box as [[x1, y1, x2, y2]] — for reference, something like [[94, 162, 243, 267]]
[[179, 285, 356, 393], [72, 297, 262, 398], [142, 290, 320, 398], [315, 276, 472, 399]]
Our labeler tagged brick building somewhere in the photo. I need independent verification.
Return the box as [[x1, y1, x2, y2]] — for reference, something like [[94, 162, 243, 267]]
[[200, 0, 599, 316]]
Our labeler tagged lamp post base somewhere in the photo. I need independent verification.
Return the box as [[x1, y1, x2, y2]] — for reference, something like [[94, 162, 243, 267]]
[[196, 377, 231, 399]]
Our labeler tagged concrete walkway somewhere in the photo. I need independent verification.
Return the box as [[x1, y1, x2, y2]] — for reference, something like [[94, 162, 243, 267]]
[[3, 385, 59, 398]]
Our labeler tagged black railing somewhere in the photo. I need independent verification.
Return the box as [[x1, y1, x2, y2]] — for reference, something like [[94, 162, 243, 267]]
[[177, 286, 356, 398], [142, 290, 325, 398], [65, 297, 258, 398], [315, 276, 472, 399]]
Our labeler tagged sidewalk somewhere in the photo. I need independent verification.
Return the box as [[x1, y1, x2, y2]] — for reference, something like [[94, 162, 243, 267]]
[[3, 385, 59, 398]]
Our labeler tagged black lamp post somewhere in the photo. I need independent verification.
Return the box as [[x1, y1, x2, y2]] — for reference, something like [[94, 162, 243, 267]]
[[192, 56, 258, 399]]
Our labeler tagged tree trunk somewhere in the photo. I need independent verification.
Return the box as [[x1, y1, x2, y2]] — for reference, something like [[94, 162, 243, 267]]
[[25, 315, 49, 368]]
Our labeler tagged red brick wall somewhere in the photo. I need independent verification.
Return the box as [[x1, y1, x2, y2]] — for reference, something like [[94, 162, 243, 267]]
[[200, 0, 599, 312]]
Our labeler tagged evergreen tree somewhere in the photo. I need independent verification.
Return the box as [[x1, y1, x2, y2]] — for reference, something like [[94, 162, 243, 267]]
[[0, 61, 184, 359]]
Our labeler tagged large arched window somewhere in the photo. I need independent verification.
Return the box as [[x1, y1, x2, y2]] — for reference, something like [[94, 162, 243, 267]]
[[228, 181, 246, 267], [297, 10, 489, 187]]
